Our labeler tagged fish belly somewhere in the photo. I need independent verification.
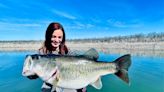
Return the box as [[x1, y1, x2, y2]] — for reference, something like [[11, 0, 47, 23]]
[[56, 78, 89, 89], [56, 71, 110, 89]]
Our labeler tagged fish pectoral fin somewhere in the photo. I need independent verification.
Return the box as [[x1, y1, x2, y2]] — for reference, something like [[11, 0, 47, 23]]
[[45, 70, 60, 85], [84, 48, 99, 60], [90, 77, 102, 89]]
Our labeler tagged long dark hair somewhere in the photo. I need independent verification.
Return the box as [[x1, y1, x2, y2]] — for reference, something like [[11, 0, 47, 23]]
[[44, 22, 68, 54]]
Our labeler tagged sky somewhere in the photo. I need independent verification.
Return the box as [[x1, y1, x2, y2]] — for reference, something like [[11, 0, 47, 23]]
[[0, 0, 164, 40]]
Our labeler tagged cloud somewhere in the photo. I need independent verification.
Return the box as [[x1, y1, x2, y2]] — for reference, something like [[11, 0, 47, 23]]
[[75, 22, 94, 28], [107, 18, 143, 28], [52, 9, 76, 20], [64, 21, 95, 30], [91, 18, 101, 23], [0, 20, 43, 32]]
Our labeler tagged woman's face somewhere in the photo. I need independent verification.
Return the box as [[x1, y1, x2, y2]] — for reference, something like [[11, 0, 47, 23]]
[[51, 29, 63, 48]]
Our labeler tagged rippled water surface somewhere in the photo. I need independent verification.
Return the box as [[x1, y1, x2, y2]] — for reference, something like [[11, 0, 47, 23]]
[[0, 52, 163, 92]]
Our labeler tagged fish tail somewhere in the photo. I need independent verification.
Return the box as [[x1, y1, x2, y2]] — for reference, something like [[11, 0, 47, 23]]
[[114, 54, 131, 84]]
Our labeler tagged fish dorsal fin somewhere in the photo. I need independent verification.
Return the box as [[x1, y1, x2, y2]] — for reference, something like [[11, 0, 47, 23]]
[[83, 48, 99, 60], [91, 77, 102, 89]]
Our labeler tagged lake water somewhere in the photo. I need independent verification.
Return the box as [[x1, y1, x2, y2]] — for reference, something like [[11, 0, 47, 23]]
[[0, 52, 163, 92]]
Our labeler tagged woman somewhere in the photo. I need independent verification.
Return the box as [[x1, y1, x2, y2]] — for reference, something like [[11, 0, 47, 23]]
[[39, 22, 86, 92], [39, 22, 68, 55]]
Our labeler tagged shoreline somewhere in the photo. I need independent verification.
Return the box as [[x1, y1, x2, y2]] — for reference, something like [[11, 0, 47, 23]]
[[0, 41, 164, 57]]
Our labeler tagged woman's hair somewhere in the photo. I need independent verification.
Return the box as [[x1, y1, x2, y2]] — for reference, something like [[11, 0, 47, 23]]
[[42, 22, 68, 54]]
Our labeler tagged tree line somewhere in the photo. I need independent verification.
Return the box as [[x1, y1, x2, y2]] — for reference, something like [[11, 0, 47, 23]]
[[68, 32, 164, 43], [0, 32, 164, 43]]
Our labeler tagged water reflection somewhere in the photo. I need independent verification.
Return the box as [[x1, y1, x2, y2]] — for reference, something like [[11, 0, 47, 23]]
[[0, 52, 163, 92], [72, 48, 164, 57]]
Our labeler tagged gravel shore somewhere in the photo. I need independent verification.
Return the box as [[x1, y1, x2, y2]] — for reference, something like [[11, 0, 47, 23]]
[[0, 41, 164, 57]]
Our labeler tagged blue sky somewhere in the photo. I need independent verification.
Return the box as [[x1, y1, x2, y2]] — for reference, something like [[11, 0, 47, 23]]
[[0, 0, 163, 40]]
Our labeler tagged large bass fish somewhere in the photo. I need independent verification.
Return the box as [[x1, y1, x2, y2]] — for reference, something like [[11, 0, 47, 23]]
[[22, 48, 131, 90]]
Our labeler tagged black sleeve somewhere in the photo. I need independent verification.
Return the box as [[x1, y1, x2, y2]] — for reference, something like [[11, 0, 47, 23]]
[[27, 75, 39, 79], [77, 88, 83, 92]]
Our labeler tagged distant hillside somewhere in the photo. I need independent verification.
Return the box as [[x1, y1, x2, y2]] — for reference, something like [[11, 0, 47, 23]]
[[68, 32, 164, 43], [0, 32, 164, 57], [0, 32, 163, 43]]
